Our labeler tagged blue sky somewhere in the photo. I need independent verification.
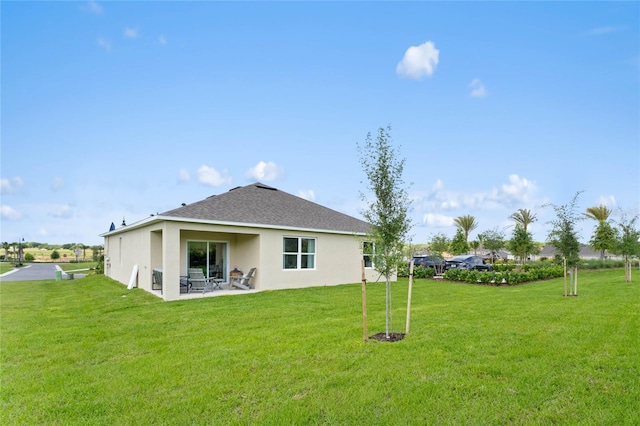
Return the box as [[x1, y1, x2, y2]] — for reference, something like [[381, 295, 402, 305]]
[[2, 1, 639, 246]]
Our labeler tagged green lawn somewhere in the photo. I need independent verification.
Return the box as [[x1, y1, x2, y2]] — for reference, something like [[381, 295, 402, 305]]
[[0, 263, 16, 275], [1, 270, 638, 425]]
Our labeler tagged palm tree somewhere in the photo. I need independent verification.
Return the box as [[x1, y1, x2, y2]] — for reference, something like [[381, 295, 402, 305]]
[[2, 242, 9, 261], [584, 205, 612, 223], [584, 205, 614, 261], [509, 208, 537, 232], [453, 215, 478, 242]]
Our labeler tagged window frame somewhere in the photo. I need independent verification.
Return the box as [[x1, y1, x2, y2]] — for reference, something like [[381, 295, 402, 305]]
[[362, 241, 374, 268], [282, 236, 317, 270]]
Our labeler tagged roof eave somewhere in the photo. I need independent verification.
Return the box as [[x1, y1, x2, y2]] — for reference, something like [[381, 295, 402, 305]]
[[100, 215, 369, 238]]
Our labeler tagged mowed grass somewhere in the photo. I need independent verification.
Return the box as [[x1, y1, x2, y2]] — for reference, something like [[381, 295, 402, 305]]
[[1, 270, 638, 425], [0, 263, 16, 275]]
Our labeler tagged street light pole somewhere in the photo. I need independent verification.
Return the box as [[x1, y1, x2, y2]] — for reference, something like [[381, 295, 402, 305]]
[[18, 238, 23, 266]]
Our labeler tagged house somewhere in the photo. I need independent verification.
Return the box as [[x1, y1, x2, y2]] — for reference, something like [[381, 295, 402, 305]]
[[101, 183, 381, 301], [536, 244, 622, 261]]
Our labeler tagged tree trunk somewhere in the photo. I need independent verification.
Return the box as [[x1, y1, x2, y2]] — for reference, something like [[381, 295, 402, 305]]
[[563, 258, 567, 297], [361, 260, 368, 342], [625, 257, 632, 282]]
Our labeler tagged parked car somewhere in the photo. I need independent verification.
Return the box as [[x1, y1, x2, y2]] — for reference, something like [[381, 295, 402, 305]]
[[444, 255, 494, 271], [408, 255, 446, 269]]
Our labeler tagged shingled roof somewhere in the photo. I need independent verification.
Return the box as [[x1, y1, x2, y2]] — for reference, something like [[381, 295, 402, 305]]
[[161, 183, 370, 234]]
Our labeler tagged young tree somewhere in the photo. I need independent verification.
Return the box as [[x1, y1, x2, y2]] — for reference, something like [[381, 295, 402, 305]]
[[508, 225, 536, 267], [589, 221, 617, 262], [453, 215, 478, 242], [358, 125, 412, 338], [469, 240, 480, 255], [479, 227, 505, 263], [584, 204, 615, 261], [611, 211, 640, 282], [51, 250, 60, 260], [450, 229, 469, 255], [428, 232, 450, 258], [545, 192, 584, 296]]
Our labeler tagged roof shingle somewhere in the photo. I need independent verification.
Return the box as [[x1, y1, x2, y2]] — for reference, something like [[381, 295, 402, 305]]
[[161, 183, 370, 234]]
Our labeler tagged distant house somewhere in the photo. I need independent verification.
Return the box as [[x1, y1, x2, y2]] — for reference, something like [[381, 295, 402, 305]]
[[536, 244, 621, 261], [101, 183, 380, 301]]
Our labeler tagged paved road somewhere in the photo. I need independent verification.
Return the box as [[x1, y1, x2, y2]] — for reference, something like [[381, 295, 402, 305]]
[[0, 264, 86, 281]]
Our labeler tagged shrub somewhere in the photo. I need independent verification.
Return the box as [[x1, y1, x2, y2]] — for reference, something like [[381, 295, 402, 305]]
[[95, 255, 104, 274], [397, 263, 409, 278], [415, 266, 435, 279], [478, 271, 493, 284], [443, 268, 462, 281], [494, 264, 516, 272], [465, 270, 480, 283], [24, 253, 35, 262]]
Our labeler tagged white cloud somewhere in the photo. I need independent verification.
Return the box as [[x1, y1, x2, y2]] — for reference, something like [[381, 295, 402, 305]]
[[498, 174, 537, 205], [1, 205, 22, 220], [97, 37, 111, 52], [597, 195, 617, 207], [245, 161, 284, 182], [297, 189, 315, 201], [414, 175, 540, 216], [396, 41, 440, 80], [197, 165, 231, 187], [159, 35, 167, 45], [124, 28, 138, 39], [423, 213, 454, 227], [177, 169, 190, 184], [84, 1, 103, 16], [1, 177, 24, 194], [49, 204, 73, 219], [469, 78, 488, 98], [51, 177, 65, 192]]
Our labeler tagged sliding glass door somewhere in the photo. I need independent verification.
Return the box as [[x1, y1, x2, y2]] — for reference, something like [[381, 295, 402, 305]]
[[187, 241, 228, 280]]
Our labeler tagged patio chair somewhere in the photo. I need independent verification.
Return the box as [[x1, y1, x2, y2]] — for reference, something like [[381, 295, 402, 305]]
[[153, 268, 191, 294], [230, 267, 256, 290], [188, 268, 222, 293]]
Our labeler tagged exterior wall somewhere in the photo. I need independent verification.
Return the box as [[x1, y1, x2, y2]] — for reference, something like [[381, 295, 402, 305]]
[[104, 224, 158, 292], [105, 219, 384, 301], [256, 228, 380, 291]]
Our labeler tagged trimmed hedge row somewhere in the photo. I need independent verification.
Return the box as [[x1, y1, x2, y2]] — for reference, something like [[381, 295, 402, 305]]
[[397, 265, 436, 279], [442, 265, 564, 285]]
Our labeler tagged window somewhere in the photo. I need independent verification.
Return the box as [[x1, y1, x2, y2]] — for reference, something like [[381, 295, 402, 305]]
[[283, 237, 316, 270], [363, 241, 374, 268], [187, 240, 228, 279]]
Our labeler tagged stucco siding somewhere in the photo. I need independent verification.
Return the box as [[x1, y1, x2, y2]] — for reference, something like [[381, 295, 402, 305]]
[[105, 219, 383, 300], [105, 224, 155, 291]]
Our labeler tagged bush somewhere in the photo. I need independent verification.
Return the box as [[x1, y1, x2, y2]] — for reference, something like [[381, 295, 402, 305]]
[[24, 253, 35, 262], [95, 255, 104, 274], [398, 263, 437, 279], [443, 265, 564, 285], [494, 264, 516, 272], [443, 268, 462, 281], [414, 266, 435, 279], [478, 271, 494, 284], [465, 270, 480, 283]]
